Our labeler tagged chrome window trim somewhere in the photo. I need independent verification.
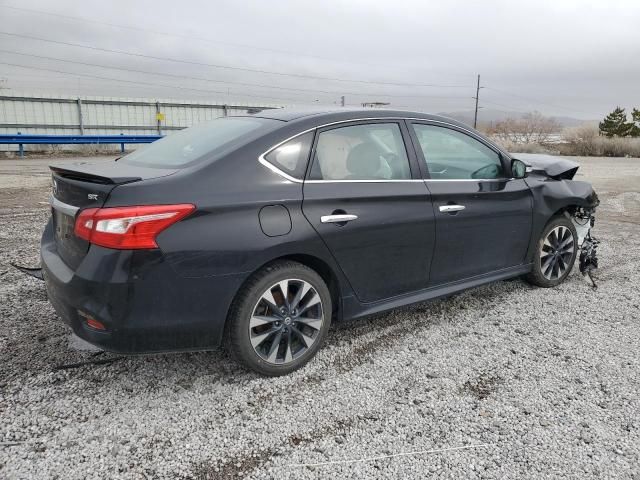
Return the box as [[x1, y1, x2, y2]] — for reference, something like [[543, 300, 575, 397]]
[[257, 117, 509, 184], [50, 194, 79, 216], [258, 126, 317, 184], [408, 119, 508, 157], [424, 178, 514, 182], [258, 156, 304, 183], [306, 179, 424, 184]]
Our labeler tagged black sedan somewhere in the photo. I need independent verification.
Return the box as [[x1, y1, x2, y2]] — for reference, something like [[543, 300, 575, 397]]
[[41, 109, 599, 375]]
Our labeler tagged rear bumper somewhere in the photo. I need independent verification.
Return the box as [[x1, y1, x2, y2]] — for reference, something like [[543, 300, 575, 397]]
[[41, 219, 246, 353]]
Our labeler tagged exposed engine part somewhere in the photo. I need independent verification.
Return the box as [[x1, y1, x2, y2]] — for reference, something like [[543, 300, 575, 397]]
[[568, 204, 598, 244], [579, 232, 599, 289], [574, 204, 599, 289], [11, 263, 44, 281], [573, 205, 598, 225], [565, 204, 599, 289]]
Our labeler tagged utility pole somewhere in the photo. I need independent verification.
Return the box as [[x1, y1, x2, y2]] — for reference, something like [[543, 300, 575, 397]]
[[473, 74, 481, 129]]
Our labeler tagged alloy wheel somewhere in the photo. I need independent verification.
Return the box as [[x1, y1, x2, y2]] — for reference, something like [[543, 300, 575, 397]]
[[540, 225, 575, 280], [249, 279, 324, 365]]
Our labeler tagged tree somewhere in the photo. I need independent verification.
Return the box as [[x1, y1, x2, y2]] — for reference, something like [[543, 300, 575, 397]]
[[631, 108, 640, 137], [599, 107, 634, 137], [492, 111, 561, 144]]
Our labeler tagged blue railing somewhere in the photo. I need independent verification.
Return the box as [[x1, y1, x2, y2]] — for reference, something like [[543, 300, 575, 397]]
[[0, 133, 163, 157]]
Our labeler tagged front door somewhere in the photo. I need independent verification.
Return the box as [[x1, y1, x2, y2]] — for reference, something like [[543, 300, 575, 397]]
[[409, 122, 533, 285], [302, 121, 436, 303]]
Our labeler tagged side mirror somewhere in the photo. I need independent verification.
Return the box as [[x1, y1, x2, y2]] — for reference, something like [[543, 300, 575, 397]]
[[511, 158, 528, 179]]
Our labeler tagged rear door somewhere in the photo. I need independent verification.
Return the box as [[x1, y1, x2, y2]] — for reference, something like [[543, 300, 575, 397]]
[[408, 122, 533, 285], [302, 120, 436, 303]]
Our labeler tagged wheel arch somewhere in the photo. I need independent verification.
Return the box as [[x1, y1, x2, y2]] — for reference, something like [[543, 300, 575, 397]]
[[525, 178, 598, 263], [266, 254, 342, 319], [225, 252, 344, 332]]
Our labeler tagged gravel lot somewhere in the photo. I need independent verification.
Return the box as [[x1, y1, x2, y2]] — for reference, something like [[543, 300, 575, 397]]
[[1, 155, 639, 479]]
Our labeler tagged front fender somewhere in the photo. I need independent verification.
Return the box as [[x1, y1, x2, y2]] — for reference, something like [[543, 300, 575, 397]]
[[524, 177, 599, 262]]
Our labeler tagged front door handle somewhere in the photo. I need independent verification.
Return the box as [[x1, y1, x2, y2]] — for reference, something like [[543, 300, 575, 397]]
[[439, 204, 465, 213], [321, 214, 358, 224]]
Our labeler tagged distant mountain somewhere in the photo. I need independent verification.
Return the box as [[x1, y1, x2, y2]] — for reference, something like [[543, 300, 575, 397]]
[[438, 109, 596, 129]]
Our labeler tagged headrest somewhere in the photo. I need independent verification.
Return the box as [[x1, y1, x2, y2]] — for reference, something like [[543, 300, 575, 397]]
[[346, 142, 382, 179]]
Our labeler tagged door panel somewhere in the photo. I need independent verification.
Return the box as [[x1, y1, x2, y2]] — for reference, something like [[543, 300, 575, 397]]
[[408, 121, 533, 285], [302, 120, 435, 304], [426, 179, 532, 284], [302, 182, 435, 303]]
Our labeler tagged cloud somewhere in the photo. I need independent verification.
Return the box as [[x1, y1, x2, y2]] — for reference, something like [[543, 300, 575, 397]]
[[0, 0, 638, 119]]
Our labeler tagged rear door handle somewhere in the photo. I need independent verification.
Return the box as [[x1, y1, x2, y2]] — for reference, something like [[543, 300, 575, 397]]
[[439, 205, 466, 213], [321, 214, 358, 223]]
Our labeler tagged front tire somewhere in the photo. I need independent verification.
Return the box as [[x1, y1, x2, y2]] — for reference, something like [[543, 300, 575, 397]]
[[526, 215, 578, 288], [225, 261, 332, 376]]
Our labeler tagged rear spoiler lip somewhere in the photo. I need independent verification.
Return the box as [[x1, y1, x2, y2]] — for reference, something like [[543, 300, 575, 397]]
[[49, 165, 142, 185]]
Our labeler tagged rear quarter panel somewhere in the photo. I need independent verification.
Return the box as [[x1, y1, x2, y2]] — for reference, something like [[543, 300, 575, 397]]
[[104, 129, 352, 294]]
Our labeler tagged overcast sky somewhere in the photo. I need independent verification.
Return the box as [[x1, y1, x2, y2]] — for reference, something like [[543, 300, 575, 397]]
[[0, 0, 639, 120]]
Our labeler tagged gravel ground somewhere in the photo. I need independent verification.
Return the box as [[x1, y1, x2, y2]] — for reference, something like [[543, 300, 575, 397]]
[[1, 155, 639, 479]]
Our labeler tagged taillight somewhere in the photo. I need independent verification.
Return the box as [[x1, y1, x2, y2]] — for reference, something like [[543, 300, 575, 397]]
[[74, 204, 195, 250]]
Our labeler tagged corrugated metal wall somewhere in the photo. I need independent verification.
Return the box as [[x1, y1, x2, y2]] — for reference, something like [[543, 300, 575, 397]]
[[0, 93, 280, 152]]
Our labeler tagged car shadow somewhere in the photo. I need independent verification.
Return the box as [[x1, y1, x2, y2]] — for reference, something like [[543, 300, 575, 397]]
[[6, 274, 531, 390]]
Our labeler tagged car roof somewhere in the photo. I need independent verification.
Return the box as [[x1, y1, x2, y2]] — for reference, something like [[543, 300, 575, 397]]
[[242, 107, 471, 130]]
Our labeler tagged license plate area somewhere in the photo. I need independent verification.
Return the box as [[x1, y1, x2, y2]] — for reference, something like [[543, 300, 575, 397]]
[[53, 208, 76, 244], [52, 206, 90, 269]]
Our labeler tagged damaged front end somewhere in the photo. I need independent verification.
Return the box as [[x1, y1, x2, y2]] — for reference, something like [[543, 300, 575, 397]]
[[568, 203, 600, 287], [514, 153, 601, 288]]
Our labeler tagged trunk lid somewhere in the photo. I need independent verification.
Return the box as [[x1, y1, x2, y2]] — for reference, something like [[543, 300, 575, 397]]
[[50, 160, 177, 269]]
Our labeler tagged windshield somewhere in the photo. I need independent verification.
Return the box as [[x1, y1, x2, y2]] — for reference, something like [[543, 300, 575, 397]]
[[119, 117, 277, 168]]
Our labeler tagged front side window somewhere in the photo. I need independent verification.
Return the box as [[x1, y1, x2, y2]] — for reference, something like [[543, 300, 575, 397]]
[[412, 124, 504, 180], [263, 131, 313, 179], [309, 123, 411, 180]]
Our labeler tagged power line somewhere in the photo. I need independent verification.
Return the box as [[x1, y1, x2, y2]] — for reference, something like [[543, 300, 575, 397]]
[[484, 87, 600, 117], [0, 31, 472, 89], [0, 49, 473, 100], [1, 61, 477, 112], [0, 3, 385, 69], [0, 6, 600, 117], [477, 99, 531, 112], [0, 61, 312, 103], [1, 58, 544, 117]]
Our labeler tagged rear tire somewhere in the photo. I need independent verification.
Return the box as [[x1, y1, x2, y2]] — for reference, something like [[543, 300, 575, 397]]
[[225, 260, 332, 376], [526, 215, 578, 288]]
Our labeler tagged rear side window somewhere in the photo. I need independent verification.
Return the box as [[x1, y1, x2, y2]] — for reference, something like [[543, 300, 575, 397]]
[[309, 123, 411, 180], [120, 117, 275, 168], [263, 131, 314, 179], [412, 124, 504, 180]]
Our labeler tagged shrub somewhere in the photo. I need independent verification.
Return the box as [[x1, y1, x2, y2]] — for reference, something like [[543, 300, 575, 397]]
[[491, 138, 555, 154], [490, 112, 561, 144], [560, 125, 640, 157]]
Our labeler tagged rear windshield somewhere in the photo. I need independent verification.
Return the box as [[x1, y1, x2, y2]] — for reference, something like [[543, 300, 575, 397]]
[[119, 117, 277, 168]]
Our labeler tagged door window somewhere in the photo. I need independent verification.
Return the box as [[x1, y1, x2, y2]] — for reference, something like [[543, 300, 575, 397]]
[[309, 123, 411, 180], [412, 124, 504, 180], [263, 131, 314, 179]]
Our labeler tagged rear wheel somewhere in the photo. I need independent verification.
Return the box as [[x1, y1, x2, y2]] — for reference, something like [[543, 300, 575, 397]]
[[526, 216, 578, 287], [226, 261, 332, 376]]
